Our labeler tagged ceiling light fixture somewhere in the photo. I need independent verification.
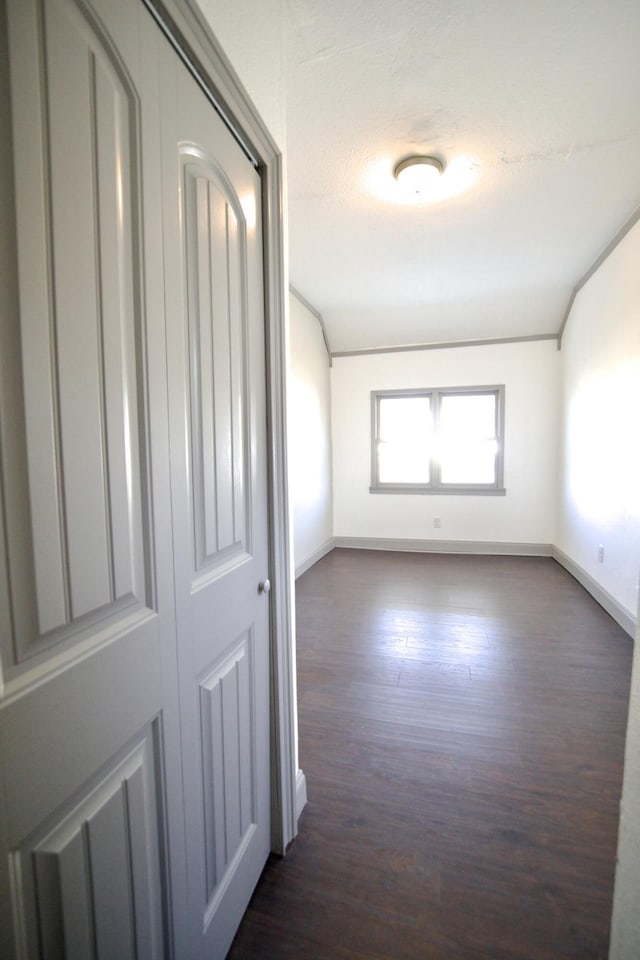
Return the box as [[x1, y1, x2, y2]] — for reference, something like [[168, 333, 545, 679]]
[[393, 155, 444, 195]]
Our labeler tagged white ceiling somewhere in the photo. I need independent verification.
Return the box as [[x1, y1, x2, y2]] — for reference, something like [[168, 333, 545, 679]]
[[283, 0, 640, 353]]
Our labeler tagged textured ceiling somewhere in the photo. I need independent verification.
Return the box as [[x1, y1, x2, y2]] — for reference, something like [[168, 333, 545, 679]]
[[283, 0, 640, 352]]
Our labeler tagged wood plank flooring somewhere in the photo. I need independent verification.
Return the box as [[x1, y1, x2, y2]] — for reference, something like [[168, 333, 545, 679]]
[[228, 549, 633, 959]]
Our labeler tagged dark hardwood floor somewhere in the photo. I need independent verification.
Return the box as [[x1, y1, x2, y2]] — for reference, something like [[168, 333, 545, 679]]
[[228, 549, 633, 959]]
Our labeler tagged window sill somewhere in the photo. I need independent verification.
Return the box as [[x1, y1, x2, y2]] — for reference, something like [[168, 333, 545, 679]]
[[369, 486, 507, 496]]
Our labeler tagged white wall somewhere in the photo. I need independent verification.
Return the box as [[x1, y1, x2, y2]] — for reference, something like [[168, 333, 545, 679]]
[[331, 340, 560, 545], [611, 602, 640, 959], [557, 220, 640, 619], [558, 218, 640, 960], [288, 294, 333, 573]]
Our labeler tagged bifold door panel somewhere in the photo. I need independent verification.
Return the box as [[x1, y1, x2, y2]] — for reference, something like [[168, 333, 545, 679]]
[[161, 40, 270, 956]]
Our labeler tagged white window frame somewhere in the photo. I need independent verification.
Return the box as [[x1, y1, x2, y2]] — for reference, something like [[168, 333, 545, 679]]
[[370, 385, 506, 495]]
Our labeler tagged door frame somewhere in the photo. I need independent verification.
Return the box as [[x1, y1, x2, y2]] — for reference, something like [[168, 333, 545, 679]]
[[142, 0, 302, 855]]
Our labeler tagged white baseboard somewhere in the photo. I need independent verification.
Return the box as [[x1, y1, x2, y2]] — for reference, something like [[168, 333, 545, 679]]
[[295, 768, 307, 821], [552, 547, 636, 638], [333, 536, 553, 557], [295, 538, 335, 578]]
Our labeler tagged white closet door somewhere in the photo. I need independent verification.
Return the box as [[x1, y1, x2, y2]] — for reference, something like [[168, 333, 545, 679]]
[[158, 36, 271, 960], [0, 3, 272, 957]]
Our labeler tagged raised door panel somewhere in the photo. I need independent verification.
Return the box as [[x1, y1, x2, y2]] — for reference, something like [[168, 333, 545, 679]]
[[11, 729, 166, 960], [182, 156, 250, 579], [1, 0, 151, 675], [199, 633, 256, 905]]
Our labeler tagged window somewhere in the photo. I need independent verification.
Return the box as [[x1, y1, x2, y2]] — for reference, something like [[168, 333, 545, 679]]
[[371, 386, 505, 494]]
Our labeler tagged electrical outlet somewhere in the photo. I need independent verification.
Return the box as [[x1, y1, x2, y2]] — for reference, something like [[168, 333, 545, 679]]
[[598, 545, 604, 563], [433, 517, 441, 529]]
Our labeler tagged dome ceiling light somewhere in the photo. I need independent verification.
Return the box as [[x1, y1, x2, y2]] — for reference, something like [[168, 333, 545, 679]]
[[393, 155, 444, 196]]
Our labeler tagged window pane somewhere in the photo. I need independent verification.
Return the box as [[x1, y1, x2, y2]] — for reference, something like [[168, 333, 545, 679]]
[[438, 393, 498, 484], [439, 393, 496, 439], [379, 396, 431, 442], [378, 442, 430, 483], [440, 439, 497, 484], [377, 396, 432, 483]]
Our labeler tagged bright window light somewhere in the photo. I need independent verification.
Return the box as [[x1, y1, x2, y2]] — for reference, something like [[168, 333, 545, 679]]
[[378, 396, 432, 483], [439, 393, 498, 484], [372, 387, 504, 494]]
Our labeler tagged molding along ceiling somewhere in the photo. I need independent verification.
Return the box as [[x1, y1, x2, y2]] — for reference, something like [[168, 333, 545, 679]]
[[283, 0, 640, 353]]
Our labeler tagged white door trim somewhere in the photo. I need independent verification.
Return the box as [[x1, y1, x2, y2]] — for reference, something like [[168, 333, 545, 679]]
[[143, 0, 302, 854]]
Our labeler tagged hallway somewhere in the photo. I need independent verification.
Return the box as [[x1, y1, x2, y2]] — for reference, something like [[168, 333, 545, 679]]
[[229, 550, 632, 959]]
